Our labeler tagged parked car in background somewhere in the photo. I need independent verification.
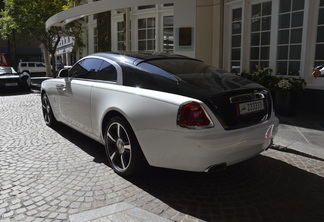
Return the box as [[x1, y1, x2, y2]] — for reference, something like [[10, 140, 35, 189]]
[[0, 66, 31, 92], [17, 61, 46, 76], [41, 52, 279, 177]]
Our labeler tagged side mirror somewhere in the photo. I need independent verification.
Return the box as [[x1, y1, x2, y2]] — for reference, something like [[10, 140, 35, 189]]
[[58, 68, 69, 78]]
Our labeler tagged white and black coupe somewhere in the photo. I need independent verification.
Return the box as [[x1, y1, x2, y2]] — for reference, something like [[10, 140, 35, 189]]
[[41, 52, 279, 176]]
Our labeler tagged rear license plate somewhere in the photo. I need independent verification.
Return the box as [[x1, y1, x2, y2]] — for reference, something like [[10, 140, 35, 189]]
[[5, 83, 18, 86], [238, 100, 264, 115]]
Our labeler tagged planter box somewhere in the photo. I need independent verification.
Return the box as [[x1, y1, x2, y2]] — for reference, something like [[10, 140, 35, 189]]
[[274, 92, 297, 117]]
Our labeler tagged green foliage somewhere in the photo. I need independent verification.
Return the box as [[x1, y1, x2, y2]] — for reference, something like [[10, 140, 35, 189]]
[[239, 65, 306, 94], [0, 0, 84, 75], [239, 65, 277, 92], [275, 76, 306, 94], [0, 0, 83, 50]]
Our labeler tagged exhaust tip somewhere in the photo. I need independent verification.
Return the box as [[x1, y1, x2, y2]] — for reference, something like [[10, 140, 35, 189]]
[[204, 163, 227, 173]]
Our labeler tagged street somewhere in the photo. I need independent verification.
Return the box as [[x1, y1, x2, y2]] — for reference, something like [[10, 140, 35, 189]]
[[1, 92, 324, 222]]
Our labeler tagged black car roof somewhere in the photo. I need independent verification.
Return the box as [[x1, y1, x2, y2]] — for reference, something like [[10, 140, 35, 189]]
[[89, 51, 201, 66]]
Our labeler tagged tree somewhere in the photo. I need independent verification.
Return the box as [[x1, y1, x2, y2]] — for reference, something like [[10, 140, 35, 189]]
[[0, 0, 83, 76]]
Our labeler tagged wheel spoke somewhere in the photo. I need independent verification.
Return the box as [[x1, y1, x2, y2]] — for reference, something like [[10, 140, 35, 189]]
[[120, 155, 126, 169], [110, 150, 117, 160], [107, 131, 116, 143], [117, 123, 122, 138], [124, 144, 131, 151]]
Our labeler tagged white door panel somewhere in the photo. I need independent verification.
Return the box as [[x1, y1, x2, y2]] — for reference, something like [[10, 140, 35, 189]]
[[60, 79, 94, 134]]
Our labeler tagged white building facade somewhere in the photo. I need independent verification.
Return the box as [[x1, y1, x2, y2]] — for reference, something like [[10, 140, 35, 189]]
[[50, 0, 324, 93]]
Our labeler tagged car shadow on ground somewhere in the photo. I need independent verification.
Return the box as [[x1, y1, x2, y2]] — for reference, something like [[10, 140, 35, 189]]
[[51, 123, 109, 165], [0, 90, 33, 96], [51, 123, 324, 222]]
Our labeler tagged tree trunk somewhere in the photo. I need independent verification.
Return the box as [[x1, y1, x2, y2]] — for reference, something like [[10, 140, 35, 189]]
[[41, 43, 53, 77]]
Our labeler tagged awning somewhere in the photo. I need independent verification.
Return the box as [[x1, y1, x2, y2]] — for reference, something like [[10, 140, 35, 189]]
[[46, 0, 175, 29]]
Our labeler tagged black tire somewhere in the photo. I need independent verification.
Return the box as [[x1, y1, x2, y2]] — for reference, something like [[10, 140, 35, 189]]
[[41, 93, 57, 127], [104, 116, 147, 177]]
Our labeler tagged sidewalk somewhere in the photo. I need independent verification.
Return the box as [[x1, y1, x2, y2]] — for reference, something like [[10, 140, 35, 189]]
[[273, 111, 324, 160]]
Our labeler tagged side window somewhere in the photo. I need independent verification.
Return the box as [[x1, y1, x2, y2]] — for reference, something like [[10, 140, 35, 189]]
[[69, 58, 103, 79], [28, 63, 35, 67], [36, 63, 45, 67], [96, 61, 117, 82]]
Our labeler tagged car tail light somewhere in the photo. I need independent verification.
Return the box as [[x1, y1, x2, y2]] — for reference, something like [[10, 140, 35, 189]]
[[178, 101, 214, 128]]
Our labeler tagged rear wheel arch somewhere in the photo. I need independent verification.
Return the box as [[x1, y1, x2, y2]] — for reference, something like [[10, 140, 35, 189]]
[[101, 110, 126, 139], [102, 111, 148, 176]]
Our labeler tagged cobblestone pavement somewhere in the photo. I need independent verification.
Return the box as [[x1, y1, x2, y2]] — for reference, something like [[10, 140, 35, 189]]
[[1, 92, 324, 222]]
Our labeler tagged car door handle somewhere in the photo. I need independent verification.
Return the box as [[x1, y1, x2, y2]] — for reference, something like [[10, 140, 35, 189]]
[[56, 84, 66, 90]]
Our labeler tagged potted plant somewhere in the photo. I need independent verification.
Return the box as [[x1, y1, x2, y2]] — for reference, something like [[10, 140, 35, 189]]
[[239, 66, 307, 116], [274, 77, 306, 116]]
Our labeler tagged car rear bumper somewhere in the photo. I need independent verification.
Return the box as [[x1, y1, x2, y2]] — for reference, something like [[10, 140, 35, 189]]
[[136, 116, 279, 172]]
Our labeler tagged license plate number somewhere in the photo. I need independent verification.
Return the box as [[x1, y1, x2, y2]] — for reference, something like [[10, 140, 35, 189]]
[[6, 83, 18, 86], [238, 100, 264, 115]]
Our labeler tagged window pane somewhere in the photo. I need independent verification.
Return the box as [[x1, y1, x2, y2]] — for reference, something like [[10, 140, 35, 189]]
[[138, 19, 146, 29], [231, 8, 242, 72], [279, 14, 290, 29], [288, 61, 300, 76], [280, 0, 291, 13], [231, 48, 241, 60], [321, 0, 324, 7], [250, 61, 259, 72], [315, 44, 324, 60], [318, 8, 324, 25], [97, 61, 117, 82], [252, 4, 261, 17], [147, 18, 155, 28], [118, 43, 124, 51], [278, 46, 288, 59], [138, 5, 155, 10], [252, 19, 260, 32], [290, 28, 302, 43], [261, 47, 270, 60], [262, 17, 271, 30], [138, 30, 146, 39], [250, 47, 259, 60], [138, 41, 146, 50], [147, 40, 155, 50], [163, 16, 174, 53], [251, 33, 260, 46], [232, 8, 242, 21], [117, 22, 123, 31], [289, 45, 301, 59], [261, 32, 270, 45], [232, 22, 241, 34], [163, 16, 173, 26], [277, 61, 287, 75], [292, 0, 304, 11], [262, 2, 272, 16], [147, 29, 155, 39], [291, 11, 303, 27], [260, 61, 269, 68], [278, 30, 289, 44], [232, 35, 241, 47], [118, 32, 124, 41]]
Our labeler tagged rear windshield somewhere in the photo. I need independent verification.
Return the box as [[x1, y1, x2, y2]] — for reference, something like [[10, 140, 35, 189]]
[[147, 59, 227, 76], [138, 59, 254, 90]]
